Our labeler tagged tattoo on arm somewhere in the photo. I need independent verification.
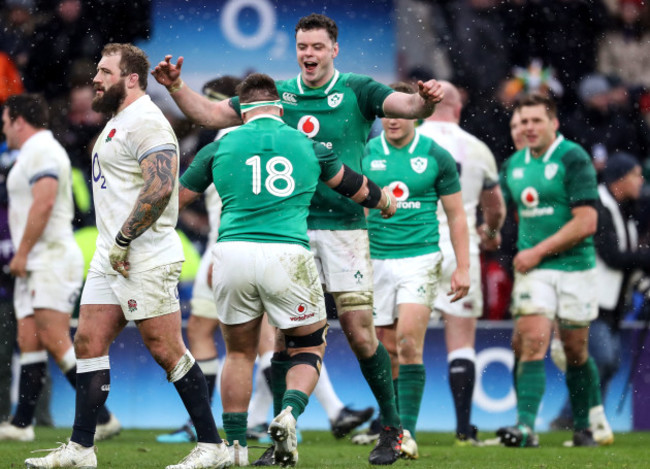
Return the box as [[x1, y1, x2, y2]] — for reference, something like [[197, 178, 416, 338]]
[[121, 149, 177, 240]]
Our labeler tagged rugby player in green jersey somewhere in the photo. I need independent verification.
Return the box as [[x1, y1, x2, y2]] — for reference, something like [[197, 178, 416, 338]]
[[362, 82, 470, 459], [178, 73, 395, 467], [496, 94, 605, 448], [152, 13, 443, 465]]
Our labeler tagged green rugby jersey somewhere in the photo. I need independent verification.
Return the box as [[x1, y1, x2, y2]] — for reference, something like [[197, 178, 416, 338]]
[[232, 71, 394, 230], [180, 115, 341, 249], [500, 135, 598, 271], [362, 131, 461, 260]]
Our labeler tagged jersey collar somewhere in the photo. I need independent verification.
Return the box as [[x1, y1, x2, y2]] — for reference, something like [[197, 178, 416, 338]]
[[246, 114, 284, 124], [525, 133, 564, 164], [380, 130, 420, 155], [296, 69, 340, 95]]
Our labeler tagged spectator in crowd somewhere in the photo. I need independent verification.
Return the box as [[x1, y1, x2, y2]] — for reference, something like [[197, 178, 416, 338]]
[[562, 73, 650, 175], [24, 0, 103, 100], [598, 0, 650, 92], [0, 0, 36, 71]]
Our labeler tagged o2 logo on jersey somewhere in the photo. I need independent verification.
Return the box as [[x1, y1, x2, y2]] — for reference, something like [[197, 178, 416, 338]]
[[520, 187, 539, 208], [389, 181, 409, 201], [297, 115, 320, 138], [92, 153, 107, 189]]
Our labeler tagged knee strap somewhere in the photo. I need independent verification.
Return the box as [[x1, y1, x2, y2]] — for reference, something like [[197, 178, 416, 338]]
[[285, 324, 329, 349], [331, 291, 373, 313], [288, 352, 322, 376]]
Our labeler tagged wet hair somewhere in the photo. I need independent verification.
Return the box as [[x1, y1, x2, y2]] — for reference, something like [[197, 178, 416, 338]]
[[202, 75, 242, 101], [515, 93, 557, 119], [236, 73, 280, 104], [295, 13, 338, 43], [389, 81, 416, 94], [101, 43, 149, 91], [4, 93, 49, 128]]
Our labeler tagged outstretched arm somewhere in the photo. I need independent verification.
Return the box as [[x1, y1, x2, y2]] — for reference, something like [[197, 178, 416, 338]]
[[383, 79, 444, 119], [151, 55, 242, 129], [325, 164, 396, 219], [109, 149, 177, 277]]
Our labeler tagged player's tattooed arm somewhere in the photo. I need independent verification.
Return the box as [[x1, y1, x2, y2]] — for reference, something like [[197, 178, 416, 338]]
[[121, 149, 177, 240]]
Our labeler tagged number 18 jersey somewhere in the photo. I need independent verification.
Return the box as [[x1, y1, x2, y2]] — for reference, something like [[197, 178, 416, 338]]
[[180, 115, 341, 250]]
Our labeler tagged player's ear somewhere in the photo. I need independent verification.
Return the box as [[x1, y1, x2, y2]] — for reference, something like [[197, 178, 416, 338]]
[[332, 42, 339, 59]]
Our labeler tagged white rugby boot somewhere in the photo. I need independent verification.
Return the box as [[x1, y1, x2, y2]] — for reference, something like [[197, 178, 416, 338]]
[[400, 429, 419, 459], [0, 421, 34, 441], [590, 405, 614, 445], [95, 413, 121, 441], [25, 441, 97, 468], [166, 442, 232, 469], [268, 407, 298, 467]]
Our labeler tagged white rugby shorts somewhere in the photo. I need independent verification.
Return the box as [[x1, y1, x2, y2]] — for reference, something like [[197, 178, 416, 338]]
[[372, 252, 442, 327], [80, 262, 182, 321], [511, 268, 598, 324], [211, 241, 326, 329], [307, 229, 373, 294], [14, 262, 83, 319], [433, 249, 482, 319]]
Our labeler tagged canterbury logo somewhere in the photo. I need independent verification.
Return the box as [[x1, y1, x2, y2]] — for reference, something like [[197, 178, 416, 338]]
[[282, 92, 297, 104], [101, 384, 111, 392]]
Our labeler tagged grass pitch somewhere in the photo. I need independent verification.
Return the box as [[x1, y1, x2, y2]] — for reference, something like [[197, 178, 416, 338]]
[[2, 428, 648, 468]]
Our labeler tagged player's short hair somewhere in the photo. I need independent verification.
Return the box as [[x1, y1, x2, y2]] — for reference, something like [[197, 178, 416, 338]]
[[4, 93, 49, 128], [295, 13, 338, 43], [237, 73, 280, 104], [389, 81, 416, 94], [101, 43, 149, 91], [516, 93, 557, 119], [202, 75, 242, 101]]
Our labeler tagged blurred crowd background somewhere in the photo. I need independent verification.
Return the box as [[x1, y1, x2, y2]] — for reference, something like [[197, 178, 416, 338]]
[[0, 0, 649, 323]]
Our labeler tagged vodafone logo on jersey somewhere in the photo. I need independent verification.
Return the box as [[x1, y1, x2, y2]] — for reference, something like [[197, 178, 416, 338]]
[[520, 187, 539, 208], [389, 181, 409, 201], [297, 115, 320, 138]]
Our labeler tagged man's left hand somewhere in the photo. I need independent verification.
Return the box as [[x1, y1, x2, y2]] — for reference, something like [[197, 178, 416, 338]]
[[109, 243, 131, 278]]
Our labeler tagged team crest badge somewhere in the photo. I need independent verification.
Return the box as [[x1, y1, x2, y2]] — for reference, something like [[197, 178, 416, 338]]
[[127, 299, 138, 312], [327, 93, 343, 108], [545, 163, 559, 180], [105, 128, 116, 143], [410, 157, 427, 174]]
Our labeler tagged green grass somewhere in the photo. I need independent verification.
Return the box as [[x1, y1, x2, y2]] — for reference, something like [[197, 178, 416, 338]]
[[2, 428, 649, 468]]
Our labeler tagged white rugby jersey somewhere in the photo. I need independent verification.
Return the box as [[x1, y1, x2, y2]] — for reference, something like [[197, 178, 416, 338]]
[[7, 130, 79, 270], [90, 95, 183, 274], [417, 121, 499, 255]]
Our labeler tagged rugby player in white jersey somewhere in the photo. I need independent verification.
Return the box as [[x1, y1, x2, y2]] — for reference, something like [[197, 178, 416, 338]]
[[25, 43, 229, 469]]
